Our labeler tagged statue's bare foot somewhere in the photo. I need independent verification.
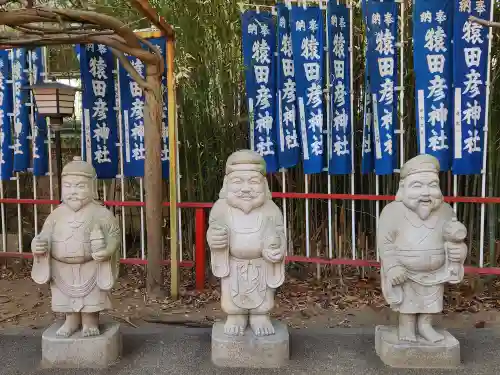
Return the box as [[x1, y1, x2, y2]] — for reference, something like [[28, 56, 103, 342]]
[[418, 324, 444, 342], [224, 314, 247, 336], [398, 325, 417, 342], [398, 313, 417, 342], [82, 325, 100, 337], [249, 314, 274, 336], [56, 313, 80, 338], [82, 312, 100, 337], [418, 315, 444, 343]]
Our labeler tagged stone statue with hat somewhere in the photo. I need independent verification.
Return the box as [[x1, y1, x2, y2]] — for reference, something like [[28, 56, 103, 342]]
[[31, 156, 121, 340], [375, 154, 468, 369], [208, 150, 289, 368]]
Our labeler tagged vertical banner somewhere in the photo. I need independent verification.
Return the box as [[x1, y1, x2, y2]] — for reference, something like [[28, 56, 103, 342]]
[[79, 44, 119, 179], [290, 5, 325, 174], [328, 2, 351, 174], [30, 48, 48, 177], [361, 0, 374, 174], [149, 37, 170, 178], [12, 48, 30, 172], [366, 0, 398, 175], [0, 50, 13, 180], [361, 71, 374, 174], [119, 37, 170, 178], [242, 10, 279, 173], [119, 53, 146, 177], [276, 4, 300, 169], [452, 0, 491, 175], [413, 0, 453, 171]]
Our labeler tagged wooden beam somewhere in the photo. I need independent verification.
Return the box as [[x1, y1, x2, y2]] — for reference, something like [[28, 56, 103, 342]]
[[129, 0, 175, 39]]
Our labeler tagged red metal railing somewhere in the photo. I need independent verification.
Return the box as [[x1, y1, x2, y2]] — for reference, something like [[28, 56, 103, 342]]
[[2, 193, 500, 290]]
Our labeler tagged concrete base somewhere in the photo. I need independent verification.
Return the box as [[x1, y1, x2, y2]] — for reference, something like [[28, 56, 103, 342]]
[[211, 319, 290, 368], [41, 321, 121, 368], [375, 325, 460, 369]]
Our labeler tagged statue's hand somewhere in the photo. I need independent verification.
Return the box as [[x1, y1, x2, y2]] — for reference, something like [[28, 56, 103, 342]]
[[208, 225, 228, 251], [386, 265, 406, 286], [263, 237, 284, 263], [92, 249, 110, 262], [32, 236, 48, 255], [447, 242, 467, 263]]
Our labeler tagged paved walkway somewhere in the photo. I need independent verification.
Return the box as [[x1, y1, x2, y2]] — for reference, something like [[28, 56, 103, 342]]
[[1, 323, 499, 375]]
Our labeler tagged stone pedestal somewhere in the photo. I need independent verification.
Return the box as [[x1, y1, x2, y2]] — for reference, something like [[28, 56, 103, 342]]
[[211, 319, 290, 368], [375, 325, 460, 369], [41, 322, 121, 368]]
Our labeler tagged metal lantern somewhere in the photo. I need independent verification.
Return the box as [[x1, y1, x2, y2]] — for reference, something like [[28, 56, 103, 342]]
[[23, 81, 79, 198], [23, 81, 78, 131]]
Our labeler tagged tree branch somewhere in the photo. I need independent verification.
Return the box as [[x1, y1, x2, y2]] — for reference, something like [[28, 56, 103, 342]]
[[110, 47, 152, 90], [0, 30, 116, 46], [469, 15, 500, 28]]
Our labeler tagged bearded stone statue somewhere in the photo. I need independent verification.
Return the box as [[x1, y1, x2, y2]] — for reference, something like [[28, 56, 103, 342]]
[[31, 156, 120, 339], [376, 154, 468, 368], [207, 150, 286, 337]]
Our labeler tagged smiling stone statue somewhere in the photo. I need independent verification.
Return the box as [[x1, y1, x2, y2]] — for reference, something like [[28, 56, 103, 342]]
[[375, 154, 468, 369], [208, 150, 289, 368]]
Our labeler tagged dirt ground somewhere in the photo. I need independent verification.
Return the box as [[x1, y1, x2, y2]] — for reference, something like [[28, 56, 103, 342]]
[[1, 261, 500, 332]]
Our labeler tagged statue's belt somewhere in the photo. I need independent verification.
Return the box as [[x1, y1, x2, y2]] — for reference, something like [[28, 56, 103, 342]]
[[51, 255, 94, 264]]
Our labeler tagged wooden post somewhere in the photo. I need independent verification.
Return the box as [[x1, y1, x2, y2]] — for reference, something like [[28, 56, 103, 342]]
[[144, 65, 164, 298], [167, 38, 179, 300]]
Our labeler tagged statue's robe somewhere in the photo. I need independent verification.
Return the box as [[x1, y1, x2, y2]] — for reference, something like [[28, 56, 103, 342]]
[[208, 199, 286, 310], [32, 202, 120, 313], [378, 201, 463, 314]]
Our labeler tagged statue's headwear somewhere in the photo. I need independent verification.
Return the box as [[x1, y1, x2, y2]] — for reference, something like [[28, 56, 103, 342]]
[[400, 154, 440, 179], [225, 149, 267, 176], [396, 154, 441, 201], [61, 156, 97, 179]]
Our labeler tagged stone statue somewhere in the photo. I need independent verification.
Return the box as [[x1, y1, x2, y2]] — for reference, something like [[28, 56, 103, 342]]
[[378, 154, 468, 344], [207, 150, 286, 337], [31, 156, 120, 338]]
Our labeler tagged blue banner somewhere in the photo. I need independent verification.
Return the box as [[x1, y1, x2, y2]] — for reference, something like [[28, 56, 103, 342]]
[[276, 4, 300, 169], [290, 5, 325, 174], [361, 71, 374, 174], [79, 44, 119, 179], [0, 50, 12, 180], [30, 48, 48, 177], [149, 37, 170, 178], [366, 0, 398, 175], [12, 48, 30, 172], [361, 0, 374, 174], [119, 37, 170, 178], [413, 0, 453, 171], [452, 0, 491, 175], [328, 2, 351, 175], [242, 10, 279, 173], [119, 53, 145, 177]]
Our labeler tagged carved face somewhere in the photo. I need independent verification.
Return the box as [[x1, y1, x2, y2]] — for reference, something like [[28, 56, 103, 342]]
[[62, 175, 93, 212], [226, 170, 266, 214], [402, 172, 443, 220]]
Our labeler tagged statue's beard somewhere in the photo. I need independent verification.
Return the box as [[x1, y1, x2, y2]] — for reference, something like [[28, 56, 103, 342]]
[[227, 192, 266, 214], [403, 197, 442, 220], [64, 196, 91, 212]]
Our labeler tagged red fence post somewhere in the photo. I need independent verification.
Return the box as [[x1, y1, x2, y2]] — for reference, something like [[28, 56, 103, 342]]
[[195, 208, 206, 290]]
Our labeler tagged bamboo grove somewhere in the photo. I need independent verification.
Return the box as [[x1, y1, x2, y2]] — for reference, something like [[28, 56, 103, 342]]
[[5, 0, 500, 275]]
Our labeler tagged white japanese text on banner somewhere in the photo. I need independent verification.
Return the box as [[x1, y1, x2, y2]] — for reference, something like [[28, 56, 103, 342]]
[[290, 5, 325, 174], [413, 0, 453, 171], [452, 0, 491, 175], [242, 10, 279, 173]]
